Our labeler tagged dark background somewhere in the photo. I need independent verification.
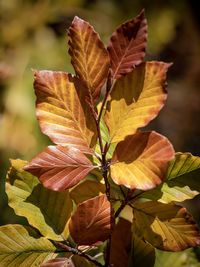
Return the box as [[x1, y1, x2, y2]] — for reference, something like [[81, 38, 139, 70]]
[[0, 0, 200, 225]]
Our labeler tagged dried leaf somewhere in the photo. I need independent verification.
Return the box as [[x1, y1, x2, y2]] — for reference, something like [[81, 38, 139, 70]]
[[105, 61, 170, 144], [34, 70, 97, 152], [110, 131, 174, 190], [24, 146, 94, 191], [108, 10, 147, 79], [69, 194, 112, 245], [133, 201, 200, 251], [68, 16, 110, 102]]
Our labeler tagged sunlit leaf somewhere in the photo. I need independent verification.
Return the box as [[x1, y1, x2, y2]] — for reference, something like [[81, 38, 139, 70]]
[[133, 201, 200, 251], [129, 235, 155, 267], [154, 249, 200, 267], [105, 61, 170, 143], [24, 145, 94, 191], [68, 16, 110, 103], [69, 194, 112, 245], [110, 131, 174, 190], [41, 257, 75, 267], [34, 70, 97, 152], [6, 159, 73, 241], [110, 218, 132, 267], [143, 153, 200, 203], [107, 10, 147, 79], [70, 180, 105, 205], [0, 224, 56, 266]]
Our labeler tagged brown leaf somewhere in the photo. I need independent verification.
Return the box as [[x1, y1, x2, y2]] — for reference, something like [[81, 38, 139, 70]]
[[24, 145, 94, 191], [34, 70, 97, 153], [41, 258, 74, 267], [107, 10, 147, 79], [110, 131, 174, 190], [110, 218, 132, 267], [133, 201, 200, 251], [105, 61, 170, 144], [69, 194, 112, 245], [68, 16, 110, 103]]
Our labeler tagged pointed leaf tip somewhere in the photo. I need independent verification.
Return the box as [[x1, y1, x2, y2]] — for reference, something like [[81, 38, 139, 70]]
[[68, 16, 110, 103], [108, 10, 147, 79]]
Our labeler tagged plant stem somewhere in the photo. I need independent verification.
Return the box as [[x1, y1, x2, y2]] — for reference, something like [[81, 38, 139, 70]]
[[55, 242, 103, 267]]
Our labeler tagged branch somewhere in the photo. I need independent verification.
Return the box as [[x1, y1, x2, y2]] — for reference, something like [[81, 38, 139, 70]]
[[55, 242, 103, 267]]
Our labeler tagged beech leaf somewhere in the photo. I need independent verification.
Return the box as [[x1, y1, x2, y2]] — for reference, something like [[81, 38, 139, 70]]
[[107, 10, 147, 79], [70, 180, 105, 205], [133, 201, 200, 251], [110, 131, 174, 190], [143, 153, 200, 203], [6, 159, 73, 241], [0, 224, 56, 266], [24, 145, 94, 191], [41, 258, 75, 267], [110, 218, 132, 267], [34, 70, 97, 152], [105, 61, 170, 144], [68, 16, 110, 102], [69, 194, 112, 245]]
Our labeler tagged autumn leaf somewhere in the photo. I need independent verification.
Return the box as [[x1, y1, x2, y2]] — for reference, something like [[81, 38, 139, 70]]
[[24, 145, 94, 191], [143, 153, 200, 203], [68, 16, 110, 103], [41, 258, 75, 267], [105, 61, 170, 144], [110, 131, 174, 190], [69, 194, 112, 245], [6, 159, 73, 241], [34, 70, 97, 152], [107, 10, 147, 79], [110, 218, 132, 267], [133, 201, 200, 251], [0, 224, 56, 266]]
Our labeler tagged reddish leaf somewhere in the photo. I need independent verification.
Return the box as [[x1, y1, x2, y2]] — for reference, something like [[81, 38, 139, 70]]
[[110, 131, 174, 190], [41, 258, 74, 267], [24, 145, 94, 191], [34, 71, 97, 152], [69, 194, 112, 245], [107, 10, 147, 79], [110, 218, 132, 267], [68, 16, 110, 102]]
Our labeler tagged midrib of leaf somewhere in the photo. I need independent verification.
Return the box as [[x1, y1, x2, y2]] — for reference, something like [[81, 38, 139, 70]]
[[49, 89, 91, 148], [113, 33, 140, 79]]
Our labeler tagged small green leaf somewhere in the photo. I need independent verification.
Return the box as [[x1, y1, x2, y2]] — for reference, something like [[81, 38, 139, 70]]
[[143, 153, 200, 203], [0, 224, 56, 266], [6, 159, 73, 241]]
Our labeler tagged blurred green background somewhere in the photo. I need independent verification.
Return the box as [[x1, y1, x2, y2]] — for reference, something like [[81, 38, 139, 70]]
[[0, 0, 200, 228]]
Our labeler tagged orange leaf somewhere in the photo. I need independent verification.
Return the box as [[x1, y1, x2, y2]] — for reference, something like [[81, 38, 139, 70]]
[[69, 194, 112, 245], [105, 61, 170, 144], [24, 145, 94, 191], [110, 131, 174, 190], [107, 10, 147, 79], [41, 258, 74, 267], [68, 16, 110, 103], [34, 71, 97, 153]]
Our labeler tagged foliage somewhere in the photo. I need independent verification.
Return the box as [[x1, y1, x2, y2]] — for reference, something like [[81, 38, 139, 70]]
[[1, 10, 200, 267]]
